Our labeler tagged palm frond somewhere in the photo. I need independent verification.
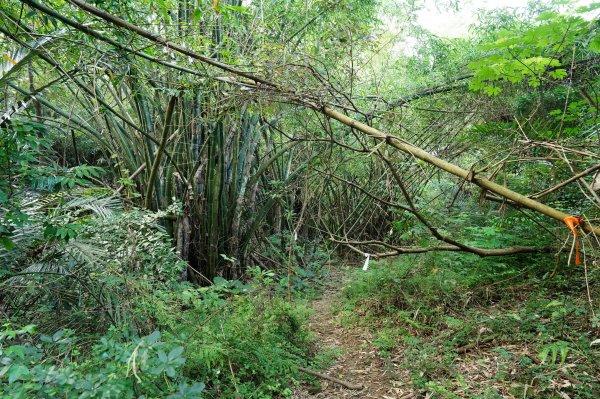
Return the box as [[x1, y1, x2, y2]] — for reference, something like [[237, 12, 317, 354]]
[[64, 195, 122, 219], [64, 239, 110, 267], [3, 260, 69, 288]]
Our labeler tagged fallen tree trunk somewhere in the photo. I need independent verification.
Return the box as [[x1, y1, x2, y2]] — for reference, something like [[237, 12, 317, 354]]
[[321, 106, 600, 235]]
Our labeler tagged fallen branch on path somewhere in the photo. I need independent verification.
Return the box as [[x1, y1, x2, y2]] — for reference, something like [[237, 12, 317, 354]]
[[298, 366, 364, 390], [454, 335, 497, 354]]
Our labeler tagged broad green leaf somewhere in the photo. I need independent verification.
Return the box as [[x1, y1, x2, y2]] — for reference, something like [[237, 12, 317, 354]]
[[8, 365, 28, 384]]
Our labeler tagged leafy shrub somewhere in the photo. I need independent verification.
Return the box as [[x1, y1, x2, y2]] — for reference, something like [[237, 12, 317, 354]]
[[1, 203, 185, 335], [0, 119, 50, 250], [0, 324, 205, 399], [138, 279, 313, 398]]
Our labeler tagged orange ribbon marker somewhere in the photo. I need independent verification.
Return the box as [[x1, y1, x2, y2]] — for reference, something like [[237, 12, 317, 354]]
[[563, 216, 582, 265]]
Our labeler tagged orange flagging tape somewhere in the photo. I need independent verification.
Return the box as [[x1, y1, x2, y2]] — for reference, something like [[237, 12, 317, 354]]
[[564, 216, 582, 265]]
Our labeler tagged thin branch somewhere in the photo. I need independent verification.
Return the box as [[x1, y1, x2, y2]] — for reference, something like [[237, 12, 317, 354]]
[[530, 163, 600, 199], [329, 237, 549, 258]]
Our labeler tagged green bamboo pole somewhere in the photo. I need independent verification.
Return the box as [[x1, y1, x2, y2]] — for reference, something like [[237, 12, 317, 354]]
[[145, 96, 177, 210], [321, 106, 600, 235]]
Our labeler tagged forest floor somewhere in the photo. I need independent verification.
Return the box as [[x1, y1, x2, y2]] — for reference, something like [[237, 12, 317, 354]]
[[293, 262, 599, 399], [294, 265, 413, 399]]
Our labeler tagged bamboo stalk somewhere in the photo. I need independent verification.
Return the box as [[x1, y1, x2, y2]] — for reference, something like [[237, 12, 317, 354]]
[[321, 106, 600, 235], [145, 96, 177, 209]]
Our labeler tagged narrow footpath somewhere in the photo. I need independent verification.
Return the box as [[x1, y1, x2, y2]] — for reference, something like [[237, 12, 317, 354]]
[[294, 266, 413, 399]]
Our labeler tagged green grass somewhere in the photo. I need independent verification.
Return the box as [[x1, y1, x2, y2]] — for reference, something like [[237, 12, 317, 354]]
[[339, 253, 599, 398]]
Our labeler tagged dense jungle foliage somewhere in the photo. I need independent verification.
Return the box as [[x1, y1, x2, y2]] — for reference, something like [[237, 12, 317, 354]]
[[0, 0, 599, 398]]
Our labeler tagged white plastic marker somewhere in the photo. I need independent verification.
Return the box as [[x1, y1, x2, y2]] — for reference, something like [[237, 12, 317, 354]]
[[294, 231, 298, 241], [362, 253, 370, 271]]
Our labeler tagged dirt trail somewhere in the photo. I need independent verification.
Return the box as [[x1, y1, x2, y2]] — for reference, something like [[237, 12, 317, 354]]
[[294, 266, 412, 399]]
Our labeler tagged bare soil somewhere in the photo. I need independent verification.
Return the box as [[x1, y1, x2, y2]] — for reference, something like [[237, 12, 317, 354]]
[[293, 265, 413, 399]]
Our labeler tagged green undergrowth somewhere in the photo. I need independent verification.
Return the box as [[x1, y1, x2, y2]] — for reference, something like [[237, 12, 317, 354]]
[[137, 280, 316, 398], [1, 283, 317, 399], [339, 253, 599, 398], [0, 206, 330, 398]]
